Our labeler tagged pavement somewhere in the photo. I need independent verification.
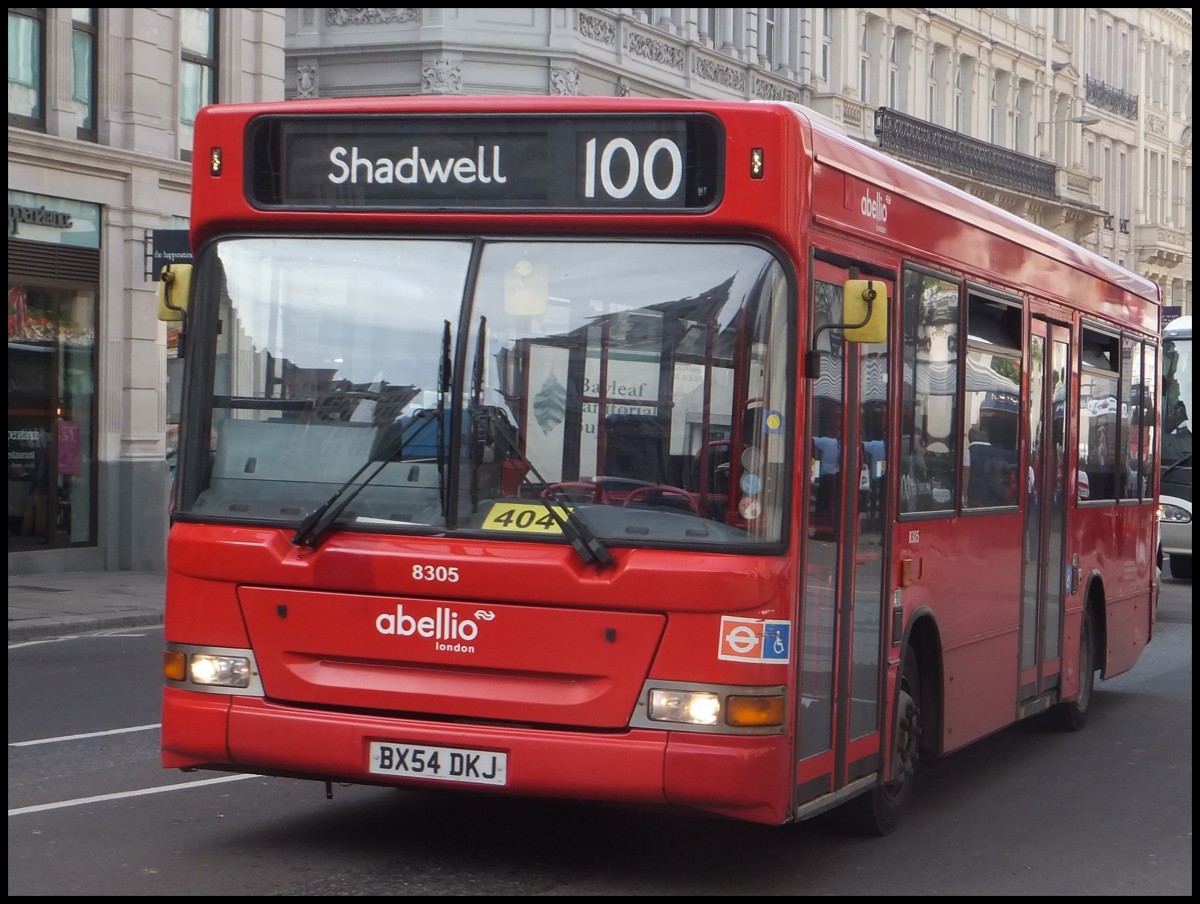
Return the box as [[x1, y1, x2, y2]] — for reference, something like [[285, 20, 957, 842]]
[[8, 570, 165, 643]]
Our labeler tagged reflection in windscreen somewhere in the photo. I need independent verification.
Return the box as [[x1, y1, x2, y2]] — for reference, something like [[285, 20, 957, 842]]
[[178, 237, 792, 551]]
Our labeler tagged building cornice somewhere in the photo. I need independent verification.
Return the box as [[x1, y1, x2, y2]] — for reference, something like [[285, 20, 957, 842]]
[[7, 127, 191, 186]]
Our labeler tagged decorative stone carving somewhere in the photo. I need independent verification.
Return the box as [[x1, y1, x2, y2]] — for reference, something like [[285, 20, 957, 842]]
[[297, 64, 318, 99], [753, 78, 801, 104], [693, 56, 745, 91], [326, 9, 417, 27], [627, 31, 685, 71], [577, 11, 615, 46], [421, 57, 462, 94], [550, 65, 580, 96]]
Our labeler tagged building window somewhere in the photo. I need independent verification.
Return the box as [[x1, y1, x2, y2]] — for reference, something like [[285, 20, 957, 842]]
[[1016, 78, 1033, 154], [955, 55, 973, 132], [8, 8, 45, 130], [888, 29, 898, 108], [761, 8, 775, 67], [8, 281, 98, 550], [929, 44, 951, 127], [860, 16, 884, 106], [990, 71, 1012, 147], [1172, 53, 1187, 116], [819, 8, 831, 83], [927, 54, 937, 122], [180, 7, 217, 161], [72, 9, 97, 140], [894, 27, 912, 110], [1177, 162, 1192, 231], [1052, 9, 1070, 44]]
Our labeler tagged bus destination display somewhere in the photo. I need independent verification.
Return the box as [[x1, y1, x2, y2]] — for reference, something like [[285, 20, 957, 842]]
[[247, 114, 723, 212]]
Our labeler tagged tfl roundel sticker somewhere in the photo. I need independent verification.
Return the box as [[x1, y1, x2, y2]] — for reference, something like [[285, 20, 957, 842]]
[[738, 495, 762, 520], [718, 616, 791, 663]]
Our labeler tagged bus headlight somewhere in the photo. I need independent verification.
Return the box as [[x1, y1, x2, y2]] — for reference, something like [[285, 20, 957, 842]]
[[648, 688, 720, 725], [1158, 503, 1191, 524], [640, 683, 787, 732], [164, 644, 263, 696], [189, 653, 252, 688]]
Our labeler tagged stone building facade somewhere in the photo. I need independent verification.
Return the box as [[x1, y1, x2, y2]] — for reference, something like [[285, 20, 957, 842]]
[[8, 9, 285, 575], [285, 8, 1191, 317]]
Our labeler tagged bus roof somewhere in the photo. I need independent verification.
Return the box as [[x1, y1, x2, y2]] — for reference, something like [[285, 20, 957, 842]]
[[783, 103, 1160, 306], [1164, 315, 1192, 338]]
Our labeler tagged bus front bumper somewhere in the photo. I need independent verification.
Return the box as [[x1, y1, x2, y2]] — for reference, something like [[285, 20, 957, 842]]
[[161, 688, 792, 825]]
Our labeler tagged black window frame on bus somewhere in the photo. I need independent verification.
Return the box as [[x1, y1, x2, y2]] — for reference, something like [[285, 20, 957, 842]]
[[898, 263, 961, 519], [1077, 323, 1122, 505], [1137, 337, 1159, 503], [1118, 332, 1158, 503], [961, 288, 1024, 512]]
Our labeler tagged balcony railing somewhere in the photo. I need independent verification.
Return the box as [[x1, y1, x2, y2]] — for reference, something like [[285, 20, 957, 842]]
[[1085, 75, 1138, 120], [874, 107, 1056, 200]]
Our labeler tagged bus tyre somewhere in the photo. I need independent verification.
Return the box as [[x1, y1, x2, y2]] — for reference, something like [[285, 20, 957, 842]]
[[1047, 606, 1095, 732], [848, 654, 921, 836]]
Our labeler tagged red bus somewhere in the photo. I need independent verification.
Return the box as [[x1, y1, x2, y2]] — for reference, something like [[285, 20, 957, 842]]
[[160, 95, 1160, 834]]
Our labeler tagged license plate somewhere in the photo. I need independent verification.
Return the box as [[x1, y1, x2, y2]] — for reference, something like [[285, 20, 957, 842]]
[[368, 741, 507, 786]]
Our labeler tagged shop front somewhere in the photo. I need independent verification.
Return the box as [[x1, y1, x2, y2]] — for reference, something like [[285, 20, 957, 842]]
[[8, 192, 100, 556]]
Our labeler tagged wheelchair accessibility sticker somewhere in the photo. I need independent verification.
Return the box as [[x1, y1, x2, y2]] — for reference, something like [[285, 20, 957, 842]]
[[718, 616, 791, 663]]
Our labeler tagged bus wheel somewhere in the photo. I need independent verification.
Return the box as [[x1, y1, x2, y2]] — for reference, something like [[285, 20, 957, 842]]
[[847, 653, 921, 836], [1046, 606, 1095, 732]]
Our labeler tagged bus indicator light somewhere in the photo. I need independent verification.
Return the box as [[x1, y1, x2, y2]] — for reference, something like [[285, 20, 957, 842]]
[[750, 147, 764, 179], [209, 147, 222, 176], [163, 650, 186, 682], [725, 693, 785, 728]]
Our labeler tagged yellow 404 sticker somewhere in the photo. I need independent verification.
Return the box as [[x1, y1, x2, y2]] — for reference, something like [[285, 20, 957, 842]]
[[481, 502, 566, 534]]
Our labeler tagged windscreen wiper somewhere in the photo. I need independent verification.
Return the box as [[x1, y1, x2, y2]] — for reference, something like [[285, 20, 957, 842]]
[[290, 412, 440, 549], [1162, 452, 1193, 482], [475, 404, 613, 567]]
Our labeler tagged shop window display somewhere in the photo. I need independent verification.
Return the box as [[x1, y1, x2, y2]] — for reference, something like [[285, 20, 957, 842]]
[[8, 282, 96, 549]]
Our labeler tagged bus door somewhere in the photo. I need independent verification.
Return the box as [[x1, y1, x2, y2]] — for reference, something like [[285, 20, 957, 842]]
[[1019, 318, 1071, 709], [796, 256, 892, 807]]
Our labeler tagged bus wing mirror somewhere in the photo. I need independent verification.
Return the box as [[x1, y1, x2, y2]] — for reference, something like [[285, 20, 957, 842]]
[[157, 263, 192, 322], [842, 279, 887, 344]]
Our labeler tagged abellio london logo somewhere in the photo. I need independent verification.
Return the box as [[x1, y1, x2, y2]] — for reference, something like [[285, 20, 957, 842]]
[[375, 605, 495, 654], [859, 188, 891, 231]]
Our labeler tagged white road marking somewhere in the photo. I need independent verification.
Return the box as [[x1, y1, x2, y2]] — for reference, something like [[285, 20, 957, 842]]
[[10, 724, 161, 747], [8, 774, 259, 816]]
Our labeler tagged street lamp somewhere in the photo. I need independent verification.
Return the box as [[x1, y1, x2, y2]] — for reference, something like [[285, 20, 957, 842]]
[[1036, 114, 1101, 138]]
